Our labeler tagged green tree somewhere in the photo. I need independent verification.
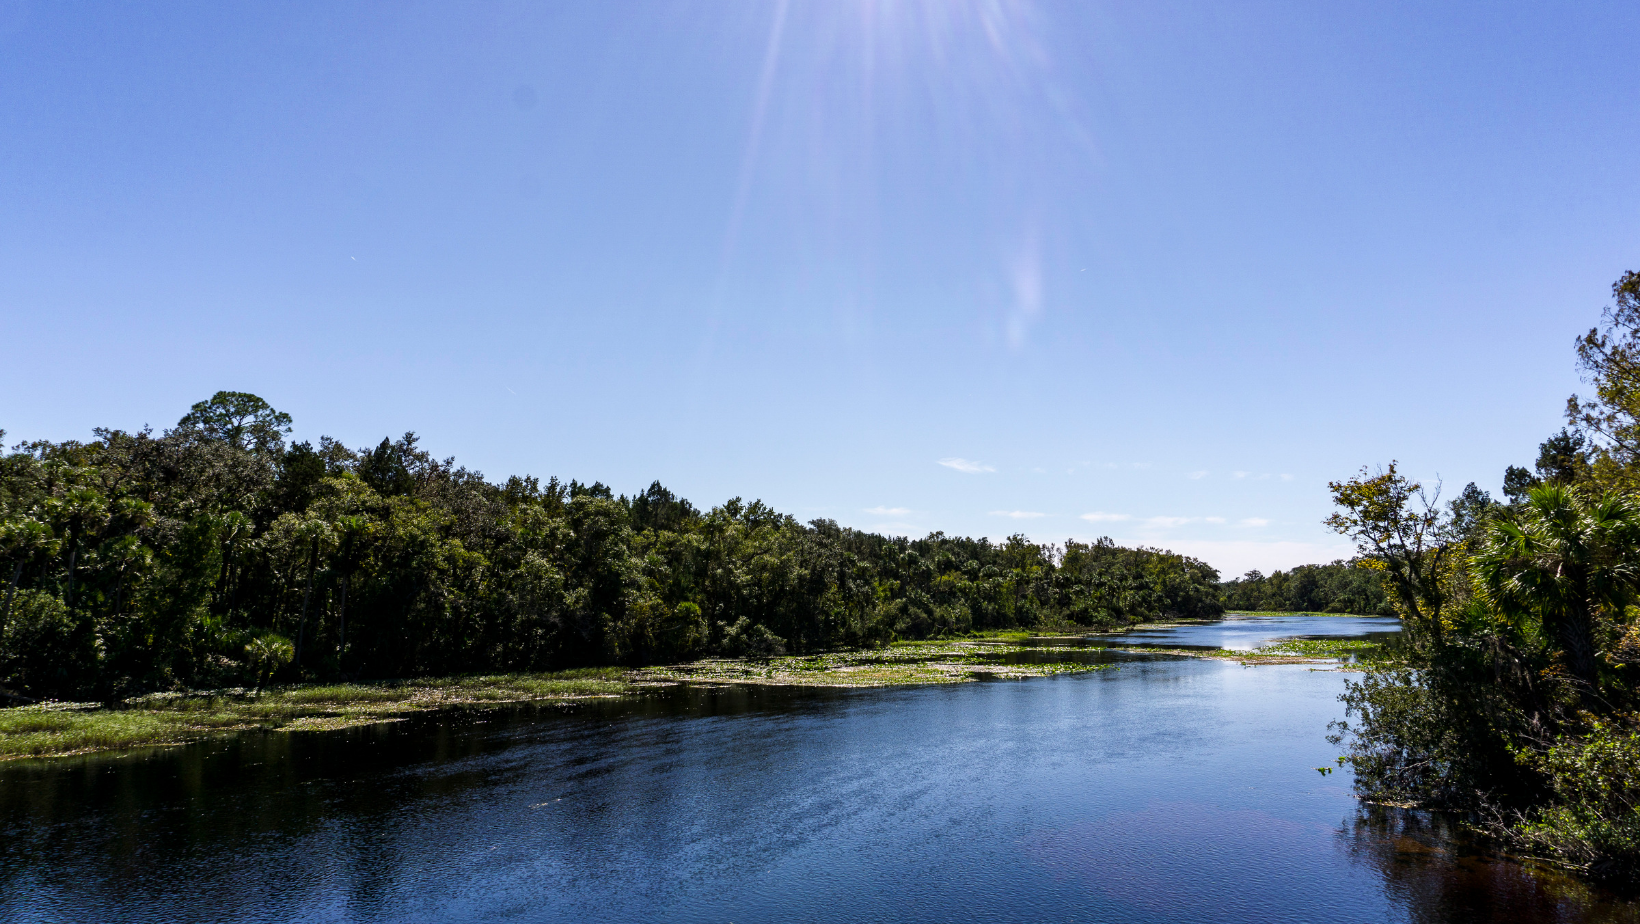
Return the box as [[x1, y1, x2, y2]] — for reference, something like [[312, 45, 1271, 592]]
[[176, 391, 293, 454], [0, 516, 58, 633], [1473, 484, 1640, 691], [1568, 270, 1640, 490], [1325, 463, 1458, 641], [47, 487, 108, 608], [330, 514, 376, 673], [1503, 430, 1592, 503]]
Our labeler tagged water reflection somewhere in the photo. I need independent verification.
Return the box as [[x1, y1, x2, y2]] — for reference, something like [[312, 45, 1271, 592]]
[[1075, 613, 1407, 652], [1030, 801, 1350, 920], [2, 616, 1637, 923], [1341, 804, 1640, 924]]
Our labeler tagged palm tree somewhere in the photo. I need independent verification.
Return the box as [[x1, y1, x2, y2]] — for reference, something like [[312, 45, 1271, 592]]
[[331, 514, 375, 675], [1474, 484, 1640, 691], [47, 488, 108, 609], [290, 516, 335, 671], [0, 516, 59, 633]]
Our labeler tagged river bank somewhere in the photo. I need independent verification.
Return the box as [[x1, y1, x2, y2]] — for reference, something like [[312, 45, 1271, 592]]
[[23, 612, 1615, 924], [0, 623, 1382, 761]]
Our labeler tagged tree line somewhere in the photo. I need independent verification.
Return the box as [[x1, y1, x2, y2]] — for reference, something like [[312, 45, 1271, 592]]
[[1218, 561, 1393, 616], [0, 397, 1224, 701], [1327, 268, 1640, 885]]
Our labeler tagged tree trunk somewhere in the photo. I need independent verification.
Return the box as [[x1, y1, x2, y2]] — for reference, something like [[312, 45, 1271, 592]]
[[64, 539, 78, 608], [1561, 600, 1600, 690], [2, 560, 21, 635], [217, 537, 232, 604], [337, 574, 348, 670], [295, 538, 317, 669]]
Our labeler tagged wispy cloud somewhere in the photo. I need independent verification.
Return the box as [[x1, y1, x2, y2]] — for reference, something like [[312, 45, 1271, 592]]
[[1083, 513, 1239, 528], [864, 506, 910, 516], [1233, 471, 1250, 479], [938, 457, 996, 474], [1188, 471, 1208, 480], [1006, 233, 1043, 349], [1280, 474, 1294, 482], [991, 510, 1046, 519], [1240, 517, 1270, 527]]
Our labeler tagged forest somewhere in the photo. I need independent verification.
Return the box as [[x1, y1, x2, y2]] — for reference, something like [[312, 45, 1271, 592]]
[[0, 403, 1223, 701], [1327, 268, 1640, 885], [1219, 561, 1392, 616]]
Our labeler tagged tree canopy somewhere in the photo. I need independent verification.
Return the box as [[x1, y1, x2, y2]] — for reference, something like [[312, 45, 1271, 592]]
[[0, 402, 1223, 701], [1327, 267, 1640, 884]]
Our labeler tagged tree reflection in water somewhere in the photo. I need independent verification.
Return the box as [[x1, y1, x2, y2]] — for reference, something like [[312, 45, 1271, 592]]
[[1340, 804, 1640, 924]]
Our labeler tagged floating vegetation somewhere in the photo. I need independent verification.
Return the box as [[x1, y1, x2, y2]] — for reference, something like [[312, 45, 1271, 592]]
[[1107, 636, 1383, 665], [1252, 638, 1383, 659], [639, 640, 1113, 688], [2, 646, 1120, 760], [3, 633, 1379, 761], [0, 668, 634, 761], [1223, 610, 1383, 618]]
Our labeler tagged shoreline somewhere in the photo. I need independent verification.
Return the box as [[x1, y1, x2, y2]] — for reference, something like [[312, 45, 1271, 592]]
[[0, 620, 1385, 762]]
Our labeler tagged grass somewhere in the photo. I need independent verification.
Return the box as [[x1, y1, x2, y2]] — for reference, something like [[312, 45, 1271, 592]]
[[1223, 610, 1387, 618], [639, 639, 1113, 687], [1252, 638, 1383, 659], [2, 623, 1381, 761], [1107, 636, 1384, 665], [0, 668, 635, 761], [1, 643, 1115, 760]]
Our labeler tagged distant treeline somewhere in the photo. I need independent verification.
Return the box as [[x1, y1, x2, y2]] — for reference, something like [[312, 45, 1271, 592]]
[[1218, 561, 1393, 616], [0, 393, 1225, 700]]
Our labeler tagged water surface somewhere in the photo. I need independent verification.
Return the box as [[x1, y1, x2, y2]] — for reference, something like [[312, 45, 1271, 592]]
[[3, 616, 1635, 923]]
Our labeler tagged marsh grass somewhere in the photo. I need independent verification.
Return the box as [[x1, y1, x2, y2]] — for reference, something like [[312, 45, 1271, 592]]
[[1223, 611, 1381, 618], [640, 640, 1112, 687], [1253, 638, 1383, 660], [1110, 636, 1384, 665], [0, 668, 634, 761], [1, 631, 1390, 761], [4, 636, 1186, 761]]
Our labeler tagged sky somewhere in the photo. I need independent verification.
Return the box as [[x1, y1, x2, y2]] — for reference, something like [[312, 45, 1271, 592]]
[[2, 1, 1639, 578]]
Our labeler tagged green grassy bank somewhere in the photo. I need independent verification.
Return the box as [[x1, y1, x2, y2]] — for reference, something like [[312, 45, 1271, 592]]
[[0, 668, 634, 760], [0, 626, 1379, 761]]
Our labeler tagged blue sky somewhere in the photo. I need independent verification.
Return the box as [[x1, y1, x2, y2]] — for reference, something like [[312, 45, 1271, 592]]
[[2, 1, 1638, 577]]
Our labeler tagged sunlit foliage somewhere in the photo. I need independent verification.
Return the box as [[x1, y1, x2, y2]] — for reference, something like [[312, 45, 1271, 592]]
[[1326, 269, 1640, 885], [0, 395, 1222, 702]]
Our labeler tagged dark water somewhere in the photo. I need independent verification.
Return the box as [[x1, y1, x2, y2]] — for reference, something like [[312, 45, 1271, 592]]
[[3, 616, 1637, 923]]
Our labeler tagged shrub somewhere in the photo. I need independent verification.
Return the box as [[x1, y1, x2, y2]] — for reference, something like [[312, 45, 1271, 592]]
[[719, 617, 786, 658], [0, 591, 98, 699]]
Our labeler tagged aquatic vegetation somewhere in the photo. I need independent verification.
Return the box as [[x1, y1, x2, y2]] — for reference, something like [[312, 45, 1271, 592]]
[[5, 627, 1384, 761], [0, 668, 634, 760], [1106, 636, 1381, 665], [1224, 610, 1382, 618], [0, 645, 1117, 759], [1252, 638, 1383, 659], [640, 640, 1112, 687]]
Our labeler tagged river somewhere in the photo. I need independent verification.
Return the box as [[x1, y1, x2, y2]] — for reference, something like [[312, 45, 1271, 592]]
[[3, 615, 1637, 923]]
